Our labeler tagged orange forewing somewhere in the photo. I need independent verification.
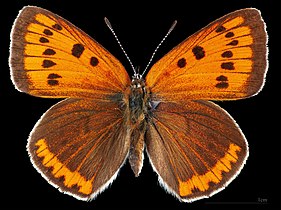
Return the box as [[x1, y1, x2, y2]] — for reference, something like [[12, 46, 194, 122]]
[[10, 6, 130, 99], [146, 9, 267, 101]]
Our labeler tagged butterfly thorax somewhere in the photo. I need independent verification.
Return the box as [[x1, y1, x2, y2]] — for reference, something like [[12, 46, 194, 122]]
[[128, 78, 148, 123], [125, 77, 151, 176]]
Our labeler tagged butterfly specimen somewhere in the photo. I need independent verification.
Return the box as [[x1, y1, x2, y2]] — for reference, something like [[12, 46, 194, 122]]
[[9, 6, 267, 202]]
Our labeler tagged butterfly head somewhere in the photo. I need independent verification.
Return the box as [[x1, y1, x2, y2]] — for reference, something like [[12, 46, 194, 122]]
[[131, 72, 144, 88]]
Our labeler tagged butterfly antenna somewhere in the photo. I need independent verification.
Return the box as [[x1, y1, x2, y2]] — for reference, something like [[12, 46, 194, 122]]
[[141, 20, 177, 77], [104, 17, 137, 76]]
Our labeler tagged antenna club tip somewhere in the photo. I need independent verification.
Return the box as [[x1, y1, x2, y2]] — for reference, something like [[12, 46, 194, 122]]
[[104, 17, 112, 29], [169, 20, 178, 32]]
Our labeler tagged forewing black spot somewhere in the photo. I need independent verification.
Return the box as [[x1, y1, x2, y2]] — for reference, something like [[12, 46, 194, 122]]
[[72, 44, 84, 58], [226, 40, 238, 46], [192, 46, 205, 60], [43, 49, 56, 55], [216, 75, 228, 81], [48, 73, 62, 79], [221, 51, 233, 58], [90, 57, 99, 66], [43, 29, 53, 36], [221, 62, 234, 70], [42, 60, 56, 68], [225, 32, 234, 38], [215, 82, 229, 89], [39, 37, 49, 43], [216, 25, 226, 33], [52, 23, 62, 30], [177, 58, 186, 68], [47, 73, 61, 86]]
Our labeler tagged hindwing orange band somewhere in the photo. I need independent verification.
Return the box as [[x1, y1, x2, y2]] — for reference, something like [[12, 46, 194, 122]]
[[35, 139, 94, 195], [178, 143, 241, 196]]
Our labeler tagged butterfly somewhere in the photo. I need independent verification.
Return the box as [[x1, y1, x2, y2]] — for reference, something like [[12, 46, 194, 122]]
[[9, 6, 267, 202]]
